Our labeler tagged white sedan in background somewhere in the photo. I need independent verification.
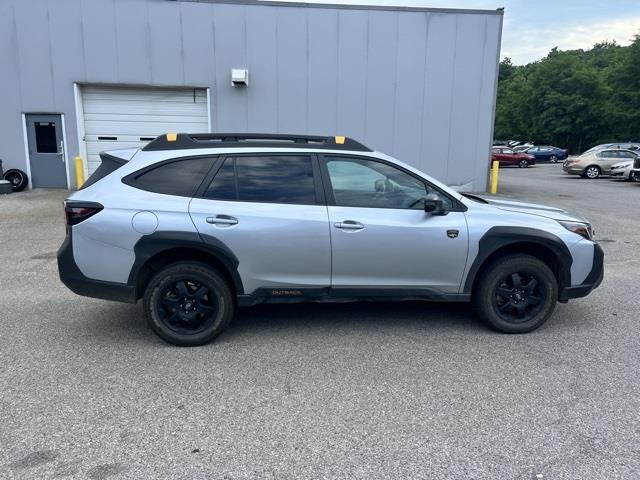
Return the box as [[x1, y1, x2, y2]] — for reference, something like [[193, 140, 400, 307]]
[[610, 160, 638, 181]]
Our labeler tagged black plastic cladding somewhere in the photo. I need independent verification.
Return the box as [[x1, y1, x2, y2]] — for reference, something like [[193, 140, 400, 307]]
[[142, 133, 372, 152], [463, 226, 573, 295]]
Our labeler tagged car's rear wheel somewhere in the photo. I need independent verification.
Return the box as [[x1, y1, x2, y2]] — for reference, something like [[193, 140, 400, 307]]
[[473, 255, 558, 333], [143, 262, 234, 346], [549, 155, 558, 163], [3, 169, 28, 192], [518, 159, 529, 168], [582, 165, 600, 179]]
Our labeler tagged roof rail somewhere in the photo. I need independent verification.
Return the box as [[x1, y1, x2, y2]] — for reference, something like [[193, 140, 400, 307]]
[[141, 133, 372, 152]]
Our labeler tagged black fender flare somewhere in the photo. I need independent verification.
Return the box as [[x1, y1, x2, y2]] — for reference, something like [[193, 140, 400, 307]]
[[128, 231, 244, 295], [462, 226, 572, 294]]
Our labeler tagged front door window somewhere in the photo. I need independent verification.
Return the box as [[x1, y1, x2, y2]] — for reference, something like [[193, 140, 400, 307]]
[[325, 157, 452, 210]]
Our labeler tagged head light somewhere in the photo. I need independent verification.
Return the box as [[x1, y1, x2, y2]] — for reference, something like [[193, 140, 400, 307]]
[[558, 220, 593, 240]]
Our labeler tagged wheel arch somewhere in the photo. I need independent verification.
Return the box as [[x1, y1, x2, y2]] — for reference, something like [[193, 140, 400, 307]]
[[463, 227, 572, 297], [128, 231, 243, 300]]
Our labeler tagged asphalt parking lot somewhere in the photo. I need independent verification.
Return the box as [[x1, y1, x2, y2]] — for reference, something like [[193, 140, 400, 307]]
[[1, 164, 639, 479]]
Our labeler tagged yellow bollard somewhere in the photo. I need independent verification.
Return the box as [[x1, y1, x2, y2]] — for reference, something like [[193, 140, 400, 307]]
[[490, 160, 499, 194], [75, 156, 85, 189]]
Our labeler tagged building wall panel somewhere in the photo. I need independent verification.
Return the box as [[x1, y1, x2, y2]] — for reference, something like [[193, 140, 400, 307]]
[[0, 0, 502, 192]]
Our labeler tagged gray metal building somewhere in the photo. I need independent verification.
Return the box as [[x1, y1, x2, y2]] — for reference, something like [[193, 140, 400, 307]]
[[0, 0, 502, 192]]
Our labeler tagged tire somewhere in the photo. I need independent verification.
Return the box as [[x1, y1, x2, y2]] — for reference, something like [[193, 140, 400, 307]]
[[518, 159, 529, 168], [549, 155, 558, 163], [582, 165, 600, 179], [3, 169, 28, 192], [472, 254, 558, 334], [143, 262, 234, 346]]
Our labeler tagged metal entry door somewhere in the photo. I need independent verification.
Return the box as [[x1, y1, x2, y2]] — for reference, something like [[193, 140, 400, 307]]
[[26, 114, 67, 188]]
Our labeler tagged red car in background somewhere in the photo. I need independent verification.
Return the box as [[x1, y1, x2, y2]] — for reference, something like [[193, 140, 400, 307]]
[[491, 147, 536, 168]]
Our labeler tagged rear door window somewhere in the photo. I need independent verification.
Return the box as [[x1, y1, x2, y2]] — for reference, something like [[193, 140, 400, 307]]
[[203, 155, 317, 205], [204, 158, 237, 200], [126, 157, 214, 197]]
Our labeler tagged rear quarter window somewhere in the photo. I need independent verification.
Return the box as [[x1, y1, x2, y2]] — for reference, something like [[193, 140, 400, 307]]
[[125, 157, 214, 197]]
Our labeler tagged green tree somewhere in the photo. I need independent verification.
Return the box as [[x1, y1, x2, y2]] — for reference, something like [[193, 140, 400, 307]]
[[494, 33, 640, 153]]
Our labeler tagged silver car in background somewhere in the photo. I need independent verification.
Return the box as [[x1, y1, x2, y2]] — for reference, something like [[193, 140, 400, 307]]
[[610, 160, 639, 181], [563, 149, 640, 178]]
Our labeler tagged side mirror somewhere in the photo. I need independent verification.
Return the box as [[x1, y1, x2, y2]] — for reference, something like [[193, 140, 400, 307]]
[[424, 198, 447, 215]]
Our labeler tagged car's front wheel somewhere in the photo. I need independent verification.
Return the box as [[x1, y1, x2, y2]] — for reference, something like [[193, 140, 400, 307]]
[[473, 255, 558, 333], [549, 155, 558, 163], [518, 159, 529, 168], [143, 262, 234, 346]]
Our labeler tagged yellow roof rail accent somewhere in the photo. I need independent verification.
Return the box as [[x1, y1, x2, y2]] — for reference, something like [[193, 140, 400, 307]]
[[335, 135, 345, 144], [166, 133, 177, 142]]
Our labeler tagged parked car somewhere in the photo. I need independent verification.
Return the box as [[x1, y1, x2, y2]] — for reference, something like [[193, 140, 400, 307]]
[[581, 144, 613, 155], [582, 143, 640, 155], [491, 147, 536, 168], [58, 133, 603, 346], [513, 144, 534, 153], [563, 149, 640, 178], [526, 146, 568, 163], [631, 155, 640, 182], [609, 160, 638, 181]]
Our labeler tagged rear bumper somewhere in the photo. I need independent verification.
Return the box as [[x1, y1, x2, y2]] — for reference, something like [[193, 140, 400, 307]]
[[57, 232, 137, 303], [559, 243, 604, 301]]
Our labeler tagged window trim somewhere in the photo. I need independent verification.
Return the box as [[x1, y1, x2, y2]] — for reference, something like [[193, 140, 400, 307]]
[[194, 153, 325, 206], [318, 154, 466, 212], [122, 154, 219, 197]]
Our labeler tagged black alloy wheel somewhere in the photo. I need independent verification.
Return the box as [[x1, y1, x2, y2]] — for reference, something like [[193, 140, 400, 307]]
[[493, 272, 546, 323], [157, 279, 219, 335], [473, 254, 558, 333], [144, 262, 234, 346], [519, 159, 529, 168]]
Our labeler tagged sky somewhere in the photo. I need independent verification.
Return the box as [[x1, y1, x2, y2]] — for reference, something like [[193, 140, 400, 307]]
[[270, 0, 640, 64]]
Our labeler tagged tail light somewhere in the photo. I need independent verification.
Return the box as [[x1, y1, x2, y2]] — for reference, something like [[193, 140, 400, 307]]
[[64, 201, 103, 228]]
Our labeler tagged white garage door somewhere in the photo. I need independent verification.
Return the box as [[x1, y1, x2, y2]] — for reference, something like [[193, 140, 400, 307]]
[[81, 86, 209, 173]]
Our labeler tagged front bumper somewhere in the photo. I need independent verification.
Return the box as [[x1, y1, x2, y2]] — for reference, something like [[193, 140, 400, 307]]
[[559, 243, 604, 301], [57, 231, 137, 303]]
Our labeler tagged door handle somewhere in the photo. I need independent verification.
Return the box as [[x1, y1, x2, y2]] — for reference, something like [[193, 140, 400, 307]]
[[206, 215, 238, 226], [334, 220, 364, 230]]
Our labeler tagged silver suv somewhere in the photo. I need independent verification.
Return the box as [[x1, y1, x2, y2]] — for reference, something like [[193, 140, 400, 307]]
[[58, 134, 603, 346]]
